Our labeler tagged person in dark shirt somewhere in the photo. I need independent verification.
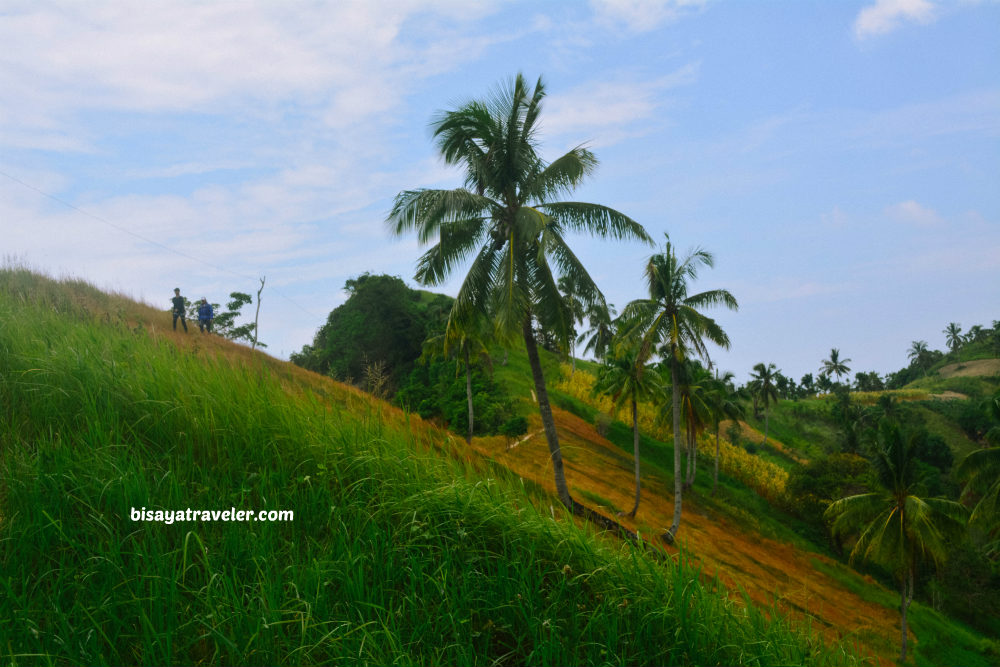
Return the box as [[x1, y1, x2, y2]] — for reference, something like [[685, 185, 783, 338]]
[[197, 298, 214, 333], [171, 288, 188, 332]]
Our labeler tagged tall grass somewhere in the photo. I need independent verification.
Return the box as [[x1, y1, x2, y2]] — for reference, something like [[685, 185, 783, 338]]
[[0, 268, 862, 666]]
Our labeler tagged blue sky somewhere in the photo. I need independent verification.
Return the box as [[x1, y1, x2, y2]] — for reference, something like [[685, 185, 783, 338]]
[[2, 0, 998, 384]]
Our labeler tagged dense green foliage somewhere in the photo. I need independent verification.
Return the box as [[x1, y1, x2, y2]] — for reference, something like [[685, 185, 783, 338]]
[[785, 453, 870, 543], [825, 421, 968, 662], [397, 357, 514, 436], [0, 267, 866, 666], [291, 273, 450, 393]]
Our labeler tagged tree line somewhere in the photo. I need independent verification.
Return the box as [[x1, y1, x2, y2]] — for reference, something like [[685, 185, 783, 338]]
[[729, 319, 1000, 401]]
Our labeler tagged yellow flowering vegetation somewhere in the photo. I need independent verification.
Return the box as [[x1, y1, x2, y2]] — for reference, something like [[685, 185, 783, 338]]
[[554, 364, 788, 502], [847, 389, 931, 404]]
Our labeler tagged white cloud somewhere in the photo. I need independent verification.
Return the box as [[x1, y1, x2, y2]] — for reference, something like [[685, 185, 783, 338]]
[[853, 0, 936, 40], [886, 200, 943, 226], [0, 1, 503, 149], [590, 0, 708, 33], [542, 63, 699, 148]]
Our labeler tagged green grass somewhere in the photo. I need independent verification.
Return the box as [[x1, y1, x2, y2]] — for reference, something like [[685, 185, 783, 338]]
[[909, 403, 983, 459], [745, 400, 840, 459], [574, 488, 622, 515], [491, 340, 564, 413], [0, 267, 862, 666], [905, 373, 999, 399], [928, 341, 1000, 369], [809, 559, 1000, 667]]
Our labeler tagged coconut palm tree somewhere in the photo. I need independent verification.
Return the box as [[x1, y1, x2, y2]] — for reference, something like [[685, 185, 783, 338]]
[[965, 324, 986, 344], [907, 340, 930, 376], [578, 301, 616, 361], [820, 348, 852, 385], [825, 421, 967, 663], [558, 275, 587, 374], [748, 362, 779, 448], [594, 342, 663, 517], [674, 359, 711, 491], [705, 370, 744, 495], [618, 236, 738, 542], [957, 446, 1000, 553], [957, 392, 1000, 553], [944, 322, 963, 359], [388, 73, 651, 509]]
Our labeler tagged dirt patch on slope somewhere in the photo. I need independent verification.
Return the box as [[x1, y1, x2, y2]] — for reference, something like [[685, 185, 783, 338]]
[[932, 391, 968, 400], [472, 407, 901, 665], [938, 358, 1000, 378]]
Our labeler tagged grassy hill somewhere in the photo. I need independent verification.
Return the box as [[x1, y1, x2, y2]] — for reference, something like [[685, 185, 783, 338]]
[[1, 266, 996, 666], [497, 355, 999, 666], [0, 267, 864, 666]]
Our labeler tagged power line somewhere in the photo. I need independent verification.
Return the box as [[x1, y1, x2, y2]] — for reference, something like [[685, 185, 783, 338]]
[[1, 168, 320, 319]]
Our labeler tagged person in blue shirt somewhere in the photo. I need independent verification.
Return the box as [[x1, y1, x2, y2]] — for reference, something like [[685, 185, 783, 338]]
[[197, 298, 214, 333]]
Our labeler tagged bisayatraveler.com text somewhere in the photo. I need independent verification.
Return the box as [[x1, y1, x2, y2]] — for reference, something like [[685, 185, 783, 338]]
[[130, 507, 293, 524]]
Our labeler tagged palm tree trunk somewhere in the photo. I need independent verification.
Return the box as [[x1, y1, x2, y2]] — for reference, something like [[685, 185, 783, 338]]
[[713, 424, 720, 496], [523, 316, 574, 509], [628, 396, 640, 518], [763, 408, 770, 448], [665, 358, 683, 543], [464, 344, 473, 444], [686, 427, 697, 489], [692, 432, 698, 480], [684, 424, 691, 489], [900, 566, 913, 663]]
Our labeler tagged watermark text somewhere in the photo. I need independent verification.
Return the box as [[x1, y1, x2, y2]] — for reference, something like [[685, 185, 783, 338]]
[[130, 507, 293, 524]]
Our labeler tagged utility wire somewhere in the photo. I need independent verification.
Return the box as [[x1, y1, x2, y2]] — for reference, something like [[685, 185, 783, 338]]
[[1, 168, 320, 319]]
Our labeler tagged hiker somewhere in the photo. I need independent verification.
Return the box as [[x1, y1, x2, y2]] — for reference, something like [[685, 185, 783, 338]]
[[197, 298, 214, 333], [171, 288, 188, 332]]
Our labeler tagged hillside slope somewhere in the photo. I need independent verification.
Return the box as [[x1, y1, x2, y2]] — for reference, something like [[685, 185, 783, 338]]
[[0, 268, 860, 666], [517, 364, 999, 667]]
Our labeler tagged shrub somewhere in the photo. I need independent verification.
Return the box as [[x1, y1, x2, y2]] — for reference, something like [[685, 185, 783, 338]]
[[594, 412, 612, 437], [499, 416, 528, 438], [397, 358, 514, 437]]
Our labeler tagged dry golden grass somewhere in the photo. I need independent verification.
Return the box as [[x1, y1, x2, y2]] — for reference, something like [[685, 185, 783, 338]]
[[938, 358, 1000, 378], [467, 407, 902, 665]]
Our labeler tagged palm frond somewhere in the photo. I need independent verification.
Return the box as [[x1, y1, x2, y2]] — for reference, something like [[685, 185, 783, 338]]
[[685, 288, 739, 312], [413, 216, 491, 285], [905, 496, 967, 566], [387, 188, 495, 244], [539, 201, 652, 244], [487, 244, 531, 344], [449, 243, 501, 331], [524, 148, 598, 202], [526, 248, 572, 347], [541, 227, 603, 309]]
